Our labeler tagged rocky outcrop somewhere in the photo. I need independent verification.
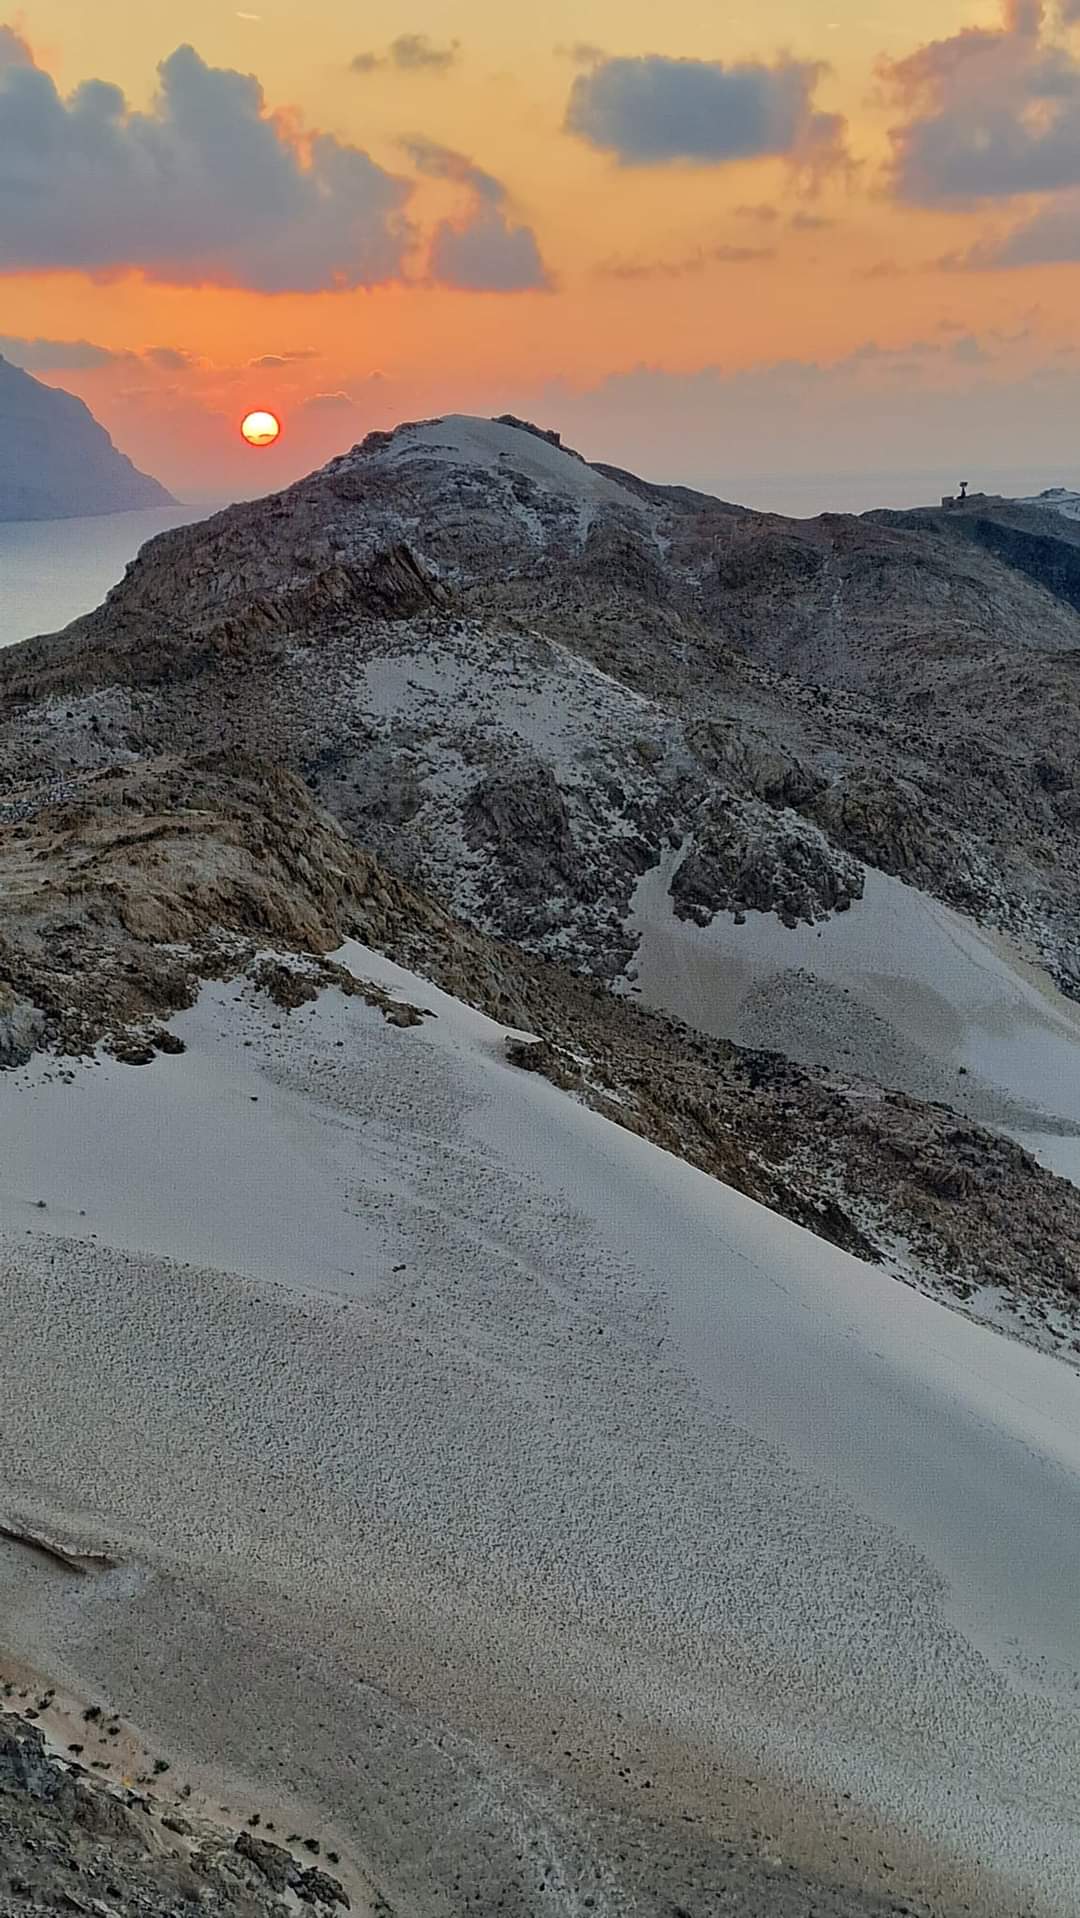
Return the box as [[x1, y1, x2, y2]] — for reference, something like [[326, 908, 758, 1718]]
[[0, 355, 173, 521], [670, 802, 863, 928], [0, 987, 41, 1067], [0, 1714, 362, 1918], [464, 762, 579, 893], [0, 754, 466, 1057], [807, 771, 942, 879]]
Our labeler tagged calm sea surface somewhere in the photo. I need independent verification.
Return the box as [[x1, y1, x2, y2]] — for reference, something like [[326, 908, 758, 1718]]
[[0, 504, 216, 651]]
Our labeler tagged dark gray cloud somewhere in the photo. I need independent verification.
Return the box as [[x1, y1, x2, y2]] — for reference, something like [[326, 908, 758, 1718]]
[[428, 211, 551, 290], [0, 334, 197, 372], [0, 24, 32, 66], [0, 41, 412, 290], [883, 0, 1080, 202], [393, 33, 459, 70], [0, 334, 134, 370], [959, 194, 1080, 265], [405, 138, 553, 290], [564, 54, 849, 180], [599, 243, 774, 279], [143, 345, 195, 371], [352, 34, 459, 75]]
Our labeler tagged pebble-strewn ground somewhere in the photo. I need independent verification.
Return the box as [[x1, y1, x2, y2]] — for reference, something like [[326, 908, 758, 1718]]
[[3, 966, 1080, 1918]]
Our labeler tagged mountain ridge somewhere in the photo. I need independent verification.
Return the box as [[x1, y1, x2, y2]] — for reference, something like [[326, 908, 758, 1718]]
[[0, 355, 174, 522], [3, 411, 1078, 993]]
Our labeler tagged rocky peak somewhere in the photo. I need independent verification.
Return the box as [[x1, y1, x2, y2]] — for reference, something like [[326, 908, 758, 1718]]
[[0, 355, 174, 522]]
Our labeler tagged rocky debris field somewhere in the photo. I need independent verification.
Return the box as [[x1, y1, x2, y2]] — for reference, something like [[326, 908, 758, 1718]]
[[0, 1709, 369, 1918], [0, 1685, 934, 1918]]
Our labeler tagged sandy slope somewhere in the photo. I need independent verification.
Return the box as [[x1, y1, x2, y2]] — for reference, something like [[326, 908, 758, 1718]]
[[627, 857, 1080, 1176], [3, 949, 1080, 1916]]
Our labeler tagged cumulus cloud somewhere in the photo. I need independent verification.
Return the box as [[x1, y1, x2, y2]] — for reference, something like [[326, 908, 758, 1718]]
[[0, 23, 32, 66], [962, 193, 1080, 264], [405, 138, 553, 290], [352, 34, 459, 75], [0, 41, 413, 290], [882, 0, 1080, 202], [564, 54, 850, 182]]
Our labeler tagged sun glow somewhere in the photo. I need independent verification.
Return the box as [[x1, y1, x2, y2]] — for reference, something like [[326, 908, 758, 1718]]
[[241, 409, 281, 447]]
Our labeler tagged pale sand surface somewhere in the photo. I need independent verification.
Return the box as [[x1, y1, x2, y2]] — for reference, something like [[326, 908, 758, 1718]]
[[3, 949, 1080, 1914], [626, 859, 1080, 1149]]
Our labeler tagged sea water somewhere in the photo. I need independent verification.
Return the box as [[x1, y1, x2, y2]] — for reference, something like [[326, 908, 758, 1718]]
[[0, 504, 215, 650]]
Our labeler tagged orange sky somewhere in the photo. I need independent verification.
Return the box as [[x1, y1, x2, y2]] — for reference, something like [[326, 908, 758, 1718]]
[[5, 0, 1080, 498]]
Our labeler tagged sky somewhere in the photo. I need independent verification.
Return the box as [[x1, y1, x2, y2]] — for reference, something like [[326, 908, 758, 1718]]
[[5, 0, 1080, 504]]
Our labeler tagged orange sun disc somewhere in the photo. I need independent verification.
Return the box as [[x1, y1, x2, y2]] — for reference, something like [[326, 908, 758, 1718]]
[[241, 409, 281, 448]]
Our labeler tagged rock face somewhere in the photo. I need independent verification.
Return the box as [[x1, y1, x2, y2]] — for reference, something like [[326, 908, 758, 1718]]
[[669, 800, 863, 928], [0, 355, 173, 521]]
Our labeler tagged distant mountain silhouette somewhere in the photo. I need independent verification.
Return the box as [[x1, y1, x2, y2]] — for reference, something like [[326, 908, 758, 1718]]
[[0, 354, 174, 521]]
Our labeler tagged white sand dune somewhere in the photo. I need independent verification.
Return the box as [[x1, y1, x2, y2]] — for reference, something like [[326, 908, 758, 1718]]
[[3, 948, 1080, 1914], [626, 858, 1080, 1182]]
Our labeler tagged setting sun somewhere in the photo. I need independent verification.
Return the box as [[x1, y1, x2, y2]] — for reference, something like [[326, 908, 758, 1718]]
[[240, 409, 281, 448]]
